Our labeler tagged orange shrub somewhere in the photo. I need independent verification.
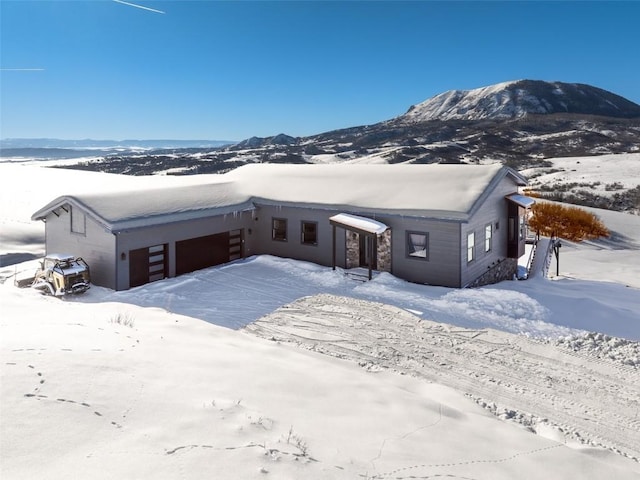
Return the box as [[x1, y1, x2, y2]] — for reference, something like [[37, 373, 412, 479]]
[[529, 202, 609, 241]]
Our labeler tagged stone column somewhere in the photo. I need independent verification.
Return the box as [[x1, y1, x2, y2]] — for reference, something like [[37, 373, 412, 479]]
[[377, 229, 392, 272], [346, 231, 360, 269]]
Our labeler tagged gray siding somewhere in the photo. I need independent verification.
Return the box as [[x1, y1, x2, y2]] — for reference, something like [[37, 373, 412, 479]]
[[115, 211, 253, 290], [460, 179, 518, 287], [251, 205, 462, 287], [44, 208, 116, 288], [251, 205, 346, 268], [385, 216, 461, 287], [39, 171, 524, 291]]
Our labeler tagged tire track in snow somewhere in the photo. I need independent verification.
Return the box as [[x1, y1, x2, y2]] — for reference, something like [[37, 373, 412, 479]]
[[246, 294, 640, 462]]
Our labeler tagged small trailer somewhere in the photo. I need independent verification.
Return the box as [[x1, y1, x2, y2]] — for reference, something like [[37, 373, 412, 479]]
[[15, 253, 91, 296]]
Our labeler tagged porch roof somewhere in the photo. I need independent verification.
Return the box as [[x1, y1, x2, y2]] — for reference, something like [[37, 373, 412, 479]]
[[329, 213, 388, 236], [506, 193, 536, 208]]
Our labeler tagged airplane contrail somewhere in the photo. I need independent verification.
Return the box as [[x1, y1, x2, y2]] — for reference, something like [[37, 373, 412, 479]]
[[0, 68, 45, 71], [113, 0, 165, 14]]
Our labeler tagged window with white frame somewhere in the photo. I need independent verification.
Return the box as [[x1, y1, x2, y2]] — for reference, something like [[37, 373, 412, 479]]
[[484, 223, 492, 252], [467, 231, 475, 263], [272, 218, 287, 241], [70, 206, 86, 234], [407, 231, 428, 260]]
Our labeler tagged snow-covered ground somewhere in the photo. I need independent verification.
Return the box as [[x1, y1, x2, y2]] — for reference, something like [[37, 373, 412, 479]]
[[1, 161, 640, 479], [521, 152, 640, 207]]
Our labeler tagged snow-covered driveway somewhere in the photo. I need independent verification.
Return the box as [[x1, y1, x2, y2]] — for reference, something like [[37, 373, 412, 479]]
[[75, 255, 639, 340], [246, 294, 640, 466]]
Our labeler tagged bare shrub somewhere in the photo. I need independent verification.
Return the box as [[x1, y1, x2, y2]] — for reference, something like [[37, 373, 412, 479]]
[[283, 425, 309, 457], [110, 312, 135, 328]]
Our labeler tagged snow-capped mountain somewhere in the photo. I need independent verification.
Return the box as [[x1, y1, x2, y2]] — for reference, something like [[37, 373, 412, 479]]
[[399, 80, 640, 122], [34, 80, 640, 211]]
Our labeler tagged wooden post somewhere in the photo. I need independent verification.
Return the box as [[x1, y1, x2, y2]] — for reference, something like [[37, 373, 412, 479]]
[[553, 239, 561, 276], [332, 224, 336, 271], [368, 234, 373, 280], [367, 237, 373, 280]]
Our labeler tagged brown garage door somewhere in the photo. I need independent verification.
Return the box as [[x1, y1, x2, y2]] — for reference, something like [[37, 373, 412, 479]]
[[176, 230, 242, 276], [129, 244, 168, 288]]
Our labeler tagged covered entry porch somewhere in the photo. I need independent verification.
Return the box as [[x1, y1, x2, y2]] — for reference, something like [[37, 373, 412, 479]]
[[329, 213, 391, 280]]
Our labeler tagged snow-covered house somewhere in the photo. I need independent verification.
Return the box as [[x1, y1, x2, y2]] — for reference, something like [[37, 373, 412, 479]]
[[31, 163, 533, 290]]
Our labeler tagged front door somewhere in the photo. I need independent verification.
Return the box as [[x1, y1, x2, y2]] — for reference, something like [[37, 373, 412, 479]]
[[358, 234, 377, 270]]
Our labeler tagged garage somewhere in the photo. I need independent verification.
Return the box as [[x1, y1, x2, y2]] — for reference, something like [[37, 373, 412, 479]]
[[176, 230, 243, 276]]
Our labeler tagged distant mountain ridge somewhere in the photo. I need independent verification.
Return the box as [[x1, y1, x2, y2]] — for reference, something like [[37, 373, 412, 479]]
[[234, 133, 297, 149], [398, 80, 640, 122], [224, 80, 640, 152], [0, 138, 236, 149], [40, 79, 640, 213], [0, 138, 235, 157]]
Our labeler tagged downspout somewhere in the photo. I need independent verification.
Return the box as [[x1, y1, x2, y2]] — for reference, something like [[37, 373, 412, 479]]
[[458, 222, 462, 287], [114, 233, 119, 291], [369, 233, 376, 280], [332, 224, 336, 271], [43, 217, 48, 256]]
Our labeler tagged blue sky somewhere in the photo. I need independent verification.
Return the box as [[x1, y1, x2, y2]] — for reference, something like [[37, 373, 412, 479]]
[[1, 0, 639, 141]]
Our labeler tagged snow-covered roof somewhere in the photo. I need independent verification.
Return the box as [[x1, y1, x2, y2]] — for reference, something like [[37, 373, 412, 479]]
[[506, 193, 536, 208], [55, 264, 88, 275], [32, 178, 255, 231], [329, 213, 388, 235], [32, 164, 526, 229]]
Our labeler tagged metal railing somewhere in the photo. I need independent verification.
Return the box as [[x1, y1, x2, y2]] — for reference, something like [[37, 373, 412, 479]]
[[524, 234, 538, 278], [541, 235, 558, 278]]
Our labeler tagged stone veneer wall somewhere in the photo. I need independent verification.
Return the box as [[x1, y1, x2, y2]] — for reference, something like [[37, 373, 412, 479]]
[[345, 231, 360, 269], [345, 230, 392, 272], [377, 229, 392, 272], [466, 258, 518, 288]]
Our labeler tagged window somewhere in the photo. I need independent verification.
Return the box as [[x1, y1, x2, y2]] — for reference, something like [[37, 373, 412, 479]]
[[301, 221, 318, 245], [147, 244, 167, 282], [467, 231, 475, 263], [407, 231, 428, 260], [70, 206, 86, 234], [484, 224, 492, 252], [272, 218, 287, 241]]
